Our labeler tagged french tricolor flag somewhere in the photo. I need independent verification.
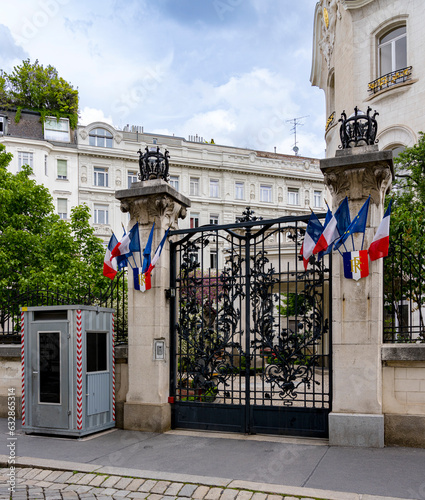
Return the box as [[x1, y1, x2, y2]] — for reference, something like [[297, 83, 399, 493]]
[[103, 234, 118, 280], [146, 228, 170, 274], [368, 199, 392, 261], [133, 228, 170, 292], [111, 223, 140, 259], [313, 207, 337, 255], [300, 213, 323, 270]]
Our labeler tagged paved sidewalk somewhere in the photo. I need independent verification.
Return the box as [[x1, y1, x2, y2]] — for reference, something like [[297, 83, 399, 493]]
[[0, 461, 411, 500], [1, 419, 425, 500]]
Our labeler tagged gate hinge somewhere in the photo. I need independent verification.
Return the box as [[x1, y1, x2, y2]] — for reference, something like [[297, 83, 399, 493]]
[[165, 288, 176, 299]]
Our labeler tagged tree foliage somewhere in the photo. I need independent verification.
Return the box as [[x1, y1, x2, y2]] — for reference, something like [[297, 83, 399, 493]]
[[385, 133, 425, 339], [0, 59, 79, 128], [0, 144, 107, 294]]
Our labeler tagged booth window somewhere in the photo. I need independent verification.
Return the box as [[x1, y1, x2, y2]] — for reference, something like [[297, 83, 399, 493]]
[[86, 332, 107, 372], [39, 332, 61, 404]]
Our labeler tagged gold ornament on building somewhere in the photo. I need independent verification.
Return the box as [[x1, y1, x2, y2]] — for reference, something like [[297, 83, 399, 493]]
[[323, 7, 329, 28]]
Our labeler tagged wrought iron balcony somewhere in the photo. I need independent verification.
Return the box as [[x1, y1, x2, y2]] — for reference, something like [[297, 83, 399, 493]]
[[368, 66, 412, 95]]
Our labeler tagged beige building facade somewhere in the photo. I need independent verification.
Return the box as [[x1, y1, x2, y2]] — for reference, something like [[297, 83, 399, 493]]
[[311, 0, 425, 157], [77, 122, 325, 243], [0, 109, 326, 244]]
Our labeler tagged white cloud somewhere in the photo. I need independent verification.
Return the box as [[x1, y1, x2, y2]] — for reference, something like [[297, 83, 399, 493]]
[[0, 0, 326, 158], [79, 107, 113, 127]]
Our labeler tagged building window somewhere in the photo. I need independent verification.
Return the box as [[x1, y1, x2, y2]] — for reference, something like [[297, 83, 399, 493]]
[[260, 185, 272, 203], [210, 179, 219, 198], [57, 159, 67, 180], [288, 188, 299, 206], [44, 117, 70, 142], [18, 151, 33, 171], [190, 177, 199, 196], [94, 204, 109, 225], [0, 116, 7, 136], [170, 175, 179, 191], [379, 26, 407, 76], [210, 250, 218, 269], [94, 167, 109, 187], [57, 198, 68, 219], [190, 213, 200, 228], [89, 128, 113, 148], [314, 190, 322, 208], [210, 215, 219, 225], [44, 155, 48, 176], [128, 171, 138, 188], [235, 182, 244, 200]]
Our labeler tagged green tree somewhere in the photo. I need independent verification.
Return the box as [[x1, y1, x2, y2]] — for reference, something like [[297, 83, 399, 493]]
[[385, 132, 425, 340], [1, 59, 79, 128], [0, 144, 107, 293]]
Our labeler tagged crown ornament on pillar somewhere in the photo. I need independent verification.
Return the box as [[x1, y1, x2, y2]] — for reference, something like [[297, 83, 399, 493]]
[[137, 146, 170, 182], [339, 106, 379, 149]]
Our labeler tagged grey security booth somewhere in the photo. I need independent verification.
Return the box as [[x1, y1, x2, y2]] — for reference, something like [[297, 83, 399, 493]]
[[21, 305, 116, 437]]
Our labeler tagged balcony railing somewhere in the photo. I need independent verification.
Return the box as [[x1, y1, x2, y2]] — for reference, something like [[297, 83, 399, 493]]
[[368, 66, 412, 95]]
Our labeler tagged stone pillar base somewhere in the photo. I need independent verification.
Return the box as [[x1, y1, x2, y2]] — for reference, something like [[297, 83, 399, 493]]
[[123, 402, 171, 433], [329, 412, 384, 448], [385, 414, 425, 448]]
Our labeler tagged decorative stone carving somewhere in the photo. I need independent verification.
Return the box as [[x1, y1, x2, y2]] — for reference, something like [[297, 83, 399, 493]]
[[250, 184, 255, 200], [322, 161, 393, 207], [120, 195, 187, 229], [79, 129, 88, 140], [81, 165, 87, 184], [115, 169, 122, 187], [318, 0, 341, 69], [115, 133, 123, 144]]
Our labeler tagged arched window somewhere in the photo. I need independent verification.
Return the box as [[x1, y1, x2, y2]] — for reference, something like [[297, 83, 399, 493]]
[[89, 128, 113, 148], [378, 26, 407, 76]]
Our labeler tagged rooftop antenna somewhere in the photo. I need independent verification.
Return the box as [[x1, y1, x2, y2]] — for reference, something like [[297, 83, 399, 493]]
[[286, 115, 309, 156]]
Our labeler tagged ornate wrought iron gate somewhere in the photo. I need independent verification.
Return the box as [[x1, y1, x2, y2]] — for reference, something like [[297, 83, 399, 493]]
[[169, 213, 332, 437]]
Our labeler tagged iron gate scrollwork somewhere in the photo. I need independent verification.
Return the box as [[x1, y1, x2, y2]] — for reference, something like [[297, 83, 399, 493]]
[[169, 215, 331, 437]]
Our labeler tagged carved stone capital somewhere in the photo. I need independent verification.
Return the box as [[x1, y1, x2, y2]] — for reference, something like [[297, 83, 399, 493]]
[[115, 179, 191, 230], [320, 149, 394, 207]]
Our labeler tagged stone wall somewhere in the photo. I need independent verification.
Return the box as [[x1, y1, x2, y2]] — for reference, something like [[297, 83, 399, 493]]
[[0, 346, 22, 419], [382, 345, 425, 447]]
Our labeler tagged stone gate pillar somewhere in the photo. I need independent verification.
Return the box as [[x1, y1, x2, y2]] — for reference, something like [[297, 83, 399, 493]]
[[321, 145, 393, 447], [115, 179, 190, 432]]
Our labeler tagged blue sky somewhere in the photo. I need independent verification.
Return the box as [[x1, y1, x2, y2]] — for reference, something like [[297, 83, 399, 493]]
[[1, 0, 326, 158]]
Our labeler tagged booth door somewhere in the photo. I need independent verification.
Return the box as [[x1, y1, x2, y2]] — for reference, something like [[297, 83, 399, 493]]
[[31, 322, 69, 429]]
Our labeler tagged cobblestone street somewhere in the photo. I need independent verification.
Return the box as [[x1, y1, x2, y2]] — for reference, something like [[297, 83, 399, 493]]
[[0, 466, 328, 500]]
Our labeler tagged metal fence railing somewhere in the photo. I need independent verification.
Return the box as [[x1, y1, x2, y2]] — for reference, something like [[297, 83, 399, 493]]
[[0, 271, 128, 345], [384, 237, 425, 343]]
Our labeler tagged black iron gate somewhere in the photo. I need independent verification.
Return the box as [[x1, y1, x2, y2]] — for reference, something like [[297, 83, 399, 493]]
[[169, 212, 332, 437]]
